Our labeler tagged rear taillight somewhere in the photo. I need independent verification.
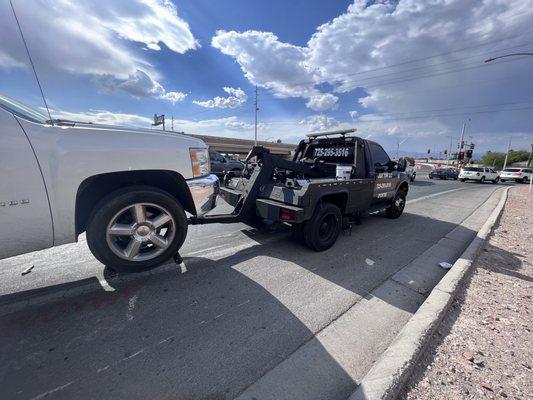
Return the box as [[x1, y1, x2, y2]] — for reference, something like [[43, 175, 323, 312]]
[[280, 208, 295, 221]]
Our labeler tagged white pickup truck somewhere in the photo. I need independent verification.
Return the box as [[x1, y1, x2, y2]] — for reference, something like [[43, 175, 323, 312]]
[[0, 93, 218, 272]]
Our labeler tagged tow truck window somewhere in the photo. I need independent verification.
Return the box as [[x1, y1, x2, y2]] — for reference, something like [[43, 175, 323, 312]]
[[369, 142, 390, 165]]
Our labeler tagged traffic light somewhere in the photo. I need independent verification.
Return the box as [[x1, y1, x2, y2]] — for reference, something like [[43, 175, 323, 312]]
[[458, 151, 465, 160], [470, 143, 475, 149], [466, 149, 473, 158], [444, 149, 448, 155], [427, 148, 431, 154]]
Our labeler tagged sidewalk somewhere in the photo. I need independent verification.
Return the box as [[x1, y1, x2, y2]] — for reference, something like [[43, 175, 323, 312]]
[[401, 186, 532, 399]]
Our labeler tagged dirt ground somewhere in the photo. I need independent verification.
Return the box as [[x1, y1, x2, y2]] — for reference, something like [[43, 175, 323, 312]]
[[402, 185, 532, 400]]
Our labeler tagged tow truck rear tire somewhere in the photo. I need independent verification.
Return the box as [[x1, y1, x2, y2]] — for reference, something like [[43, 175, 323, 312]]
[[385, 189, 406, 219], [86, 186, 188, 273], [302, 203, 342, 251]]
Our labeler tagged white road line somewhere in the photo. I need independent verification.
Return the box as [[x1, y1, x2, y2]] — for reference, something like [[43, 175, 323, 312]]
[[122, 349, 145, 361], [406, 188, 466, 205], [30, 381, 74, 400]]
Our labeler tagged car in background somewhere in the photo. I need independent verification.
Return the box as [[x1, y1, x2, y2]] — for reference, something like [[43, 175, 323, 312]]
[[405, 164, 416, 182], [499, 167, 532, 183], [209, 150, 245, 177], [429, 167, 458, 180], [459, 166, 499, 183]]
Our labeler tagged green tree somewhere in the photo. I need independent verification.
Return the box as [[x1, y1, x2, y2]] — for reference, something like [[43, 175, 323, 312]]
[[480, 151, 505, 168], [507, 150, 530, 165], [480, 149, 530, 169]]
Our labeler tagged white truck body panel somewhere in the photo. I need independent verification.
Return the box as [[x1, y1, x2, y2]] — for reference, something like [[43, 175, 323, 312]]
[[0, 103, 214, 260], [0, 111, 53, 258]]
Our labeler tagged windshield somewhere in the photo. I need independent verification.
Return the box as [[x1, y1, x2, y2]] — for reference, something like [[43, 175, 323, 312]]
[[0, 93, 48, 124], [503, 168, 520, 172], [462, 167, 482, 172]]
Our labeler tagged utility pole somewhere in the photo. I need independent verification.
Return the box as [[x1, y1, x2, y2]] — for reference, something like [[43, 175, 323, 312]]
[[502, 137, 511, 170], [527, 143, 533, 167], [254, 85, 259, 146], [446, 136, 453, 166], [171, 114, 174, 132]]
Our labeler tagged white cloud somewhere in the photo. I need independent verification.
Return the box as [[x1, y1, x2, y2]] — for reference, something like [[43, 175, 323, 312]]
[[0, 50, 25, 69], [212, 29, 336, 109], [193, 87, 247, 108], [299, 115, 340, 132], [349, 110, 358, 119], [95, 70, 187, 103], [306, 93, 338, 111], [212, 0, 533, 152], [1, 0, 196, 100]]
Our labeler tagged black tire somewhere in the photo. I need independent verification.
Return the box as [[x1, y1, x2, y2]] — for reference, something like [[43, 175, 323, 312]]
[[522, 177, 528, 184], [86, 186, 187, 273], [291, 222, 306, 244], [302, 203, 342, 251], [500, 179, 506, 182], [480, 176, 486, 183], [461, 179, 466, 182], [492, 177, 499, 184], [453, 177, 458, 180], [386, 189, 406, 219], [429, 175, 433, 179]]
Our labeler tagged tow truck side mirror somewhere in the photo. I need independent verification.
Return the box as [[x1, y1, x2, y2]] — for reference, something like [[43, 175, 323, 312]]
[[374, 163, 387, 173], [397, 158, 407, 172]]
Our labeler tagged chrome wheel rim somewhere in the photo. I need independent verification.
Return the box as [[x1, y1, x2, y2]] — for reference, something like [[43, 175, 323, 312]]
[[106, 203, 175, 262], [395, 196, 405, 211]]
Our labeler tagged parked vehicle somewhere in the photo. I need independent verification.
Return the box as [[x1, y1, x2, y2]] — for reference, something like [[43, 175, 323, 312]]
[[209, 150, 244, 177], [0, 93, 218, 272], [429, 167, 458, 180], [500, 167, 532, 183], [406, 165, 416, 182], [459, 166, 499, 183], [192, 129, 410, 252]]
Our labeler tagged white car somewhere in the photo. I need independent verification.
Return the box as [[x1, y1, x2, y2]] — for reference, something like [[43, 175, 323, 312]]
[[459, 166, 499, 183], [500, 167, 532, 183], [405, 165, 416, 182], [1, 93, 218, 272]]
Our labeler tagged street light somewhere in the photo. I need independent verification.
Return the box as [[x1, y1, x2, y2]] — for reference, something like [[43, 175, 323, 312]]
[[484, 53, 533, 63]]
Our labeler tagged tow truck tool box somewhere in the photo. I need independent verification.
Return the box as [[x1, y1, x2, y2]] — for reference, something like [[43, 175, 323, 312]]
[[189, 129, 410, 251]]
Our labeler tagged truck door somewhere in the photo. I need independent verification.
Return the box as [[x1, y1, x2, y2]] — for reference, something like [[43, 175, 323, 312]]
[[367, 141, 397, 206], [0, 109, 53, 259]]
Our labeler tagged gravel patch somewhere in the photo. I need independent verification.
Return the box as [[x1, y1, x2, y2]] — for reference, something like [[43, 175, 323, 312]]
[[401, 185, 532, 400]]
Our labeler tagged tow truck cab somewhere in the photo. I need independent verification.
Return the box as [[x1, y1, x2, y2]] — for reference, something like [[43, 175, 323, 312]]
[[211, 129, 409, 251]]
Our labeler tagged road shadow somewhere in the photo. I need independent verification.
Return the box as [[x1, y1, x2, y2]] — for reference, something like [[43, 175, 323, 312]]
[[0, 212, 477, 400]]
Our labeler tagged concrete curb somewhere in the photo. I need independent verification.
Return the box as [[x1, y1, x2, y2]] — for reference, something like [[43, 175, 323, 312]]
[[349, 187, 510, 400]]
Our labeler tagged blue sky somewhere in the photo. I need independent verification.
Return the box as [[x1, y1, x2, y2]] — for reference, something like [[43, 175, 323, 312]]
[[1, 0, 532, 155]]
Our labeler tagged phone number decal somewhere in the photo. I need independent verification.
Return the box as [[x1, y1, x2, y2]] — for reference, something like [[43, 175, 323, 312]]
[[313, 147, 350, 157]]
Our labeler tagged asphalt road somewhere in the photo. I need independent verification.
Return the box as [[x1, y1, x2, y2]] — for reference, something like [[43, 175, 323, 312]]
[[0, 177, 512, 400]]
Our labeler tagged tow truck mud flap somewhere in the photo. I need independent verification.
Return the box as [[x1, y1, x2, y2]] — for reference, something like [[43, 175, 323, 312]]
[[256, 198, 305, 223]]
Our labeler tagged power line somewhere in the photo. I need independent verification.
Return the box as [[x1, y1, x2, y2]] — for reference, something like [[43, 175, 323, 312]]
[[9, 0, 53, 124], [264, 105, 533, 126]]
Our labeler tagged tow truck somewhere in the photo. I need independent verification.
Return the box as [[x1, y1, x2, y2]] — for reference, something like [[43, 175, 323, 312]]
[[190, 129, 409, 251]]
